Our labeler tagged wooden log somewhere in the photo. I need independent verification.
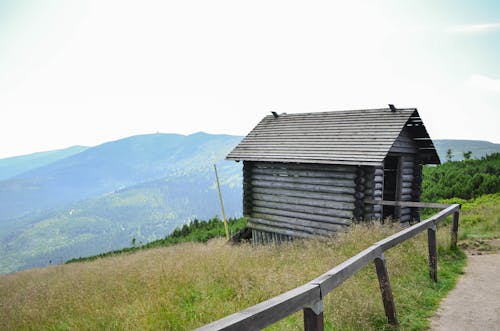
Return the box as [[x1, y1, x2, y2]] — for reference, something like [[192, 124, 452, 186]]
[[401, 188, 413, 195], [250, 217, 340, 236], [373, 205, 382, 213], [401, 181, 412, 188], [374, 255, 398, 327], [400, 194, 412, 201], [253, 206, 352, 225], [354, 176, 366, 184], [401, 174, 414, 182], [401, 168, 414, 175], [428, 225, 437, 282], [252, 167, 357, 180], [252, 179, 356, 195], [252, 213, 348, 231], [304, 300, 324, 331], [252, 174, 355, 187], [252, 193, 354, 211], [251, 186, 356, 203], [355, 184, 365, 192], [354, 191, 365, 200], [248, 221, 312, 239], [354, 200, 364, 208], [374, 189, 383, 197], [374, 183, 383, 190], [451, 211, 459, 248], [254, 161, 357, 173], [373, 213, 382, 219], [374, 168, 384, 176], [253, 199, 354, 218], [374, 175, 384, 183]]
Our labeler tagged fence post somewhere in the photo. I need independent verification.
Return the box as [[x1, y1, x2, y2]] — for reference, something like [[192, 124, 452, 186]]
[[427, 224, 438, 282], [374, 254, 398, 327], [303, 299, 324, 331], [451, 208, 460, 248]]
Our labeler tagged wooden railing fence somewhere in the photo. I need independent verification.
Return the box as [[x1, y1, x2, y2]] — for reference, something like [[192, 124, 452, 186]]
[[196, 202, 461, 331]]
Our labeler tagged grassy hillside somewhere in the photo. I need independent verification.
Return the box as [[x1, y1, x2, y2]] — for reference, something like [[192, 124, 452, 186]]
[[0, 145, 88, 180]]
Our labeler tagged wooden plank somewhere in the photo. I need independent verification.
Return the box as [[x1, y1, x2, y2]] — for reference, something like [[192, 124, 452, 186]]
[[253, 162, 357, 173], [304, 302, 324, 331], [249, 217, 340, 236], [252, 199, 354, 219], [376, 205, 459, 251], [252, 186, 355, 203], [310, 245, 381, 294], [252, 193, 354, 211], [195, 284, 321, 331], [247, 222, 312, 239], [374, 255, 398, 326], [451, 210, 460, 248], [428, 225, 437, 282], [251, 173, 356, 185], [364, 199, 452, 209], [252, 213, 348, 230], [253, 206, 352, 225], [252, 179, 356, 195], [251, 167, 357, 179]]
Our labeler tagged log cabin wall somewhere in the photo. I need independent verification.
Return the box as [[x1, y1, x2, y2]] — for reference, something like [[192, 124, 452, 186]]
[[244, 161, 358, 244]]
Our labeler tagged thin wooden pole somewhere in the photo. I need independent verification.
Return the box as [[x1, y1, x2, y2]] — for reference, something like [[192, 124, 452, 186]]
[[374, 254, 398, 327], [303, 300, 324, 331], [451, 210, 460, 248], [428, 225, 438, 282], [214, 164, 229, 241]]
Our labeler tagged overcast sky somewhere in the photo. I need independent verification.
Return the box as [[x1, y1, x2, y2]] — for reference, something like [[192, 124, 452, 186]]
[[1, 0, 499, 158]]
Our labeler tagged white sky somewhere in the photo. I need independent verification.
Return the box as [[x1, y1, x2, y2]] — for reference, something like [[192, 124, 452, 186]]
[[1, 0, 499, 158]]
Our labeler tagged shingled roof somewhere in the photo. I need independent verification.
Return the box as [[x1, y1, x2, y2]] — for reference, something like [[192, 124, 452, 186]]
[[226, 108, 440, 166]]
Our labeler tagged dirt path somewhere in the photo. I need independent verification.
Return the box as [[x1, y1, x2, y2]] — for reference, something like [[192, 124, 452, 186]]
[[430, 251, 500, 331]]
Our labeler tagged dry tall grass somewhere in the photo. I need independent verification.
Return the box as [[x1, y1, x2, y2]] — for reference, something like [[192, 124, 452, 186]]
[[0, 222, 463, 330]]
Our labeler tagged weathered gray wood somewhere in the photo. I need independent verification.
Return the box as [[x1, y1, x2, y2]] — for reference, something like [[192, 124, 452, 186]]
[[252, 199, 353, 218], [253, 206, 352, 225], [374, 255, 398, 326], [310, 245, 381, 294], [252, 213, 349, 230], [428, 225, 437, 282], [254, 162, 358, 173], [304, 301, 324, 331], [364, 199, 452, 209], [248, 222, 312, 239], [252, 179, 356, 195], [250, 217, 343, 236], [252, 174, 355, 187], [451, 210, 460, 248], [195, 284, 321, 331], [252, 167, 357, 179], [377, 205, 460, 251], [252, 193, 354, 211], [251, 186, 355, 203]]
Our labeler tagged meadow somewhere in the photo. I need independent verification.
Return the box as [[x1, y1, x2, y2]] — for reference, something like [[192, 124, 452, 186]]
[[4, 193, 500, 330]]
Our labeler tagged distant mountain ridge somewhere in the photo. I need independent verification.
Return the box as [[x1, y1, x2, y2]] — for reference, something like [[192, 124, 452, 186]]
[[433, 139, 500, 162], [0, 132, 242, 222], [0, 145, 88, 180]]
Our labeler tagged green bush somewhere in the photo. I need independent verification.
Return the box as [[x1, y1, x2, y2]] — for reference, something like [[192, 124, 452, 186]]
[[422, 153, 500, 201]]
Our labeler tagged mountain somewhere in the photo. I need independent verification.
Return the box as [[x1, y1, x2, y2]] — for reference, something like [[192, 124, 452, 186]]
[[0, 132, 242, 222], [433, 139, 500, 162], [0, 132, 244, 274], [0, 145, 88, 181]]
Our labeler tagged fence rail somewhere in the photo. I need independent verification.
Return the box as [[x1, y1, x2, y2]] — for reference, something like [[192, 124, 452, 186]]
[[197, 202, 461, 331]]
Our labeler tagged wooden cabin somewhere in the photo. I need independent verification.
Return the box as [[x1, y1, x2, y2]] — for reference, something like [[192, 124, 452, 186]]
[[226, 107, 440, 244]]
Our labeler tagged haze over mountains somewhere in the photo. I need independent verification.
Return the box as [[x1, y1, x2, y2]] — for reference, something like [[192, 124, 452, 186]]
[[0, 135, 498, 274]]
